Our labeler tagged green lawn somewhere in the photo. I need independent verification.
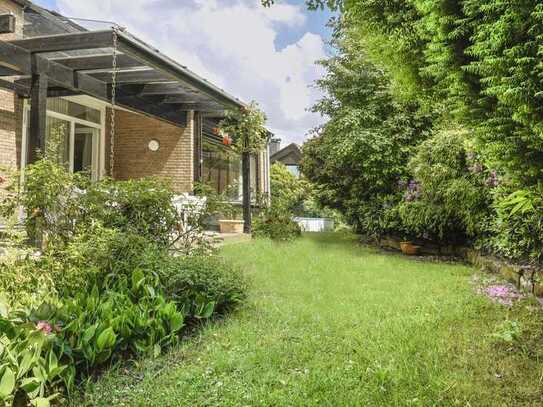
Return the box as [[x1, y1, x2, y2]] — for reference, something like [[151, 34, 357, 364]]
[[77, 233, 543, 406]]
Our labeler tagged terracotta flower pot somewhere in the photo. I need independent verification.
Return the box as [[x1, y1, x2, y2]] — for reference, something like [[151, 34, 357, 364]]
[[219, 219, 244, 234], [400, 241, 419, 256]]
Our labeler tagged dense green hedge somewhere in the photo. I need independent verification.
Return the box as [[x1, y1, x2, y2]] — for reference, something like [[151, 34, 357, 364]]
[[303, 1, 543, 264]]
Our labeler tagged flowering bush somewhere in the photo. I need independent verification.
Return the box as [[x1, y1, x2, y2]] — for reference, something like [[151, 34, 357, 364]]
[[398, 129, 493, 243], [253, 207, 302, 241]]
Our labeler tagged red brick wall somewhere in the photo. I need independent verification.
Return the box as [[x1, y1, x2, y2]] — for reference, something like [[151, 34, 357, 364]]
[[106, 108, 194, 193], [0, 0, 24, 176]]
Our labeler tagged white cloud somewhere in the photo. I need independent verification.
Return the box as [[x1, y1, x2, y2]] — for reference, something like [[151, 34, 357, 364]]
[[55, 0, 327, 144]]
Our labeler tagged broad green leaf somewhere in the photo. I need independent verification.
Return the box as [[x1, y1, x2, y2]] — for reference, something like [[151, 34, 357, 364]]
[[82, 324, 97, 345], [0, 367, 15, 399], [96, 327, 116, 351], [17, 351, 35, 379], [169, 313, 184, 332], [202, 302, 216, 319], [19, 377, 41, 394], [31, 397, 50, 407], [131, 269, 145, 290], [0, 295, 9, 318], [47, 350, 58, 373]]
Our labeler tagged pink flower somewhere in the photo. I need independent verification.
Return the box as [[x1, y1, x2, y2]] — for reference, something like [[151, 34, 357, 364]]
[[483, 284, 523, 306], [36, 321, 53, 335]]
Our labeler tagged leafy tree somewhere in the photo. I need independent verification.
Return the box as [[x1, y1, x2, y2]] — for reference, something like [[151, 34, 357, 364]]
[[270, 163, 310, 215], [302, 26, 433, 238]]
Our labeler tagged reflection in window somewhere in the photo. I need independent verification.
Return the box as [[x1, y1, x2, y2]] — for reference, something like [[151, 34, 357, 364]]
[[45, 116, 70, 170], [74, 124, 96, 176], [47, 98, 101, 124], [202, 141, 241, 199], [286, 165, 300, 178]]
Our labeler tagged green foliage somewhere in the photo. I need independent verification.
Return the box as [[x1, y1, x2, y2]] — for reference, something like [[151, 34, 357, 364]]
[[0, 305, 67, 406], [161, 256, 247, 317], [0, 160, 247, 403], [253, 207, 302, 241], [303, 27, 433, 239], [488, 185, 543, 263], [82, 177, 179, 247], [270, 163, 310, 214], [297, 0, 543, 263], [492, 320, 522, 345], [219, 102, 268, 154], [398, 129, 492, 243], [194, 182, 241, 220]]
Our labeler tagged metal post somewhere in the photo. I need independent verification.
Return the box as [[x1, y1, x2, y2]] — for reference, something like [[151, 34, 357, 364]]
[[28, 73, 47, 163], [242, 150, 251, 234]]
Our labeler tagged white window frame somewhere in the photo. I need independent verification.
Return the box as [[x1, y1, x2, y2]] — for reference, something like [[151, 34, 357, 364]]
[[21, 96, 107, 181]]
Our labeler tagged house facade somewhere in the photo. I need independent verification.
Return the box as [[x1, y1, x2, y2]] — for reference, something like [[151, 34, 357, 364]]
[[270, 142, 302, 177], [0, 0, 270, 201]]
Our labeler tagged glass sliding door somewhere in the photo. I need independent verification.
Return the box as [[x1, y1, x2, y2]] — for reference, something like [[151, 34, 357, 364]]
[[45, 116, 70, 170], [73, 123, 98, 178], [23, 97, 104, 181]]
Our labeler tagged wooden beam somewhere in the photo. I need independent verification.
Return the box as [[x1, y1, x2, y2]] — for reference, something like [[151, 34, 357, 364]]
[[171, 103, 224, 113], [140, 82, 187, 95], [162, 94, 211, 104], [115, 91, 188, 127], [90, 69, 169, 84], [0, 41, 31, 73], [0, 14, 16, 34], [116, 31, 244, 108], [33, 56, 107, 100], [0, 78, 30, 96], [28, 73, 47, 164], [0, 66, 21, 76], [242, 151, 251, 234], [50, 54, 144, 71], [9, 30, 114, 53]]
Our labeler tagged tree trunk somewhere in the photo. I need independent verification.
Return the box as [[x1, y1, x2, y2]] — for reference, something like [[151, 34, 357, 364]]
[[242, 151, 251, 234]]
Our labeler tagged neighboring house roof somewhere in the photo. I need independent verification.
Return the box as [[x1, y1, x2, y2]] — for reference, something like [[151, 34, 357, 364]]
[[270, 143, 302, 166]]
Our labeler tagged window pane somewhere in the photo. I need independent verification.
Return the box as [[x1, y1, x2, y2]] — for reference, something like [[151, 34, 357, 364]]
[[47, 98, 101, 124], [202, 141, 240, 198], [45, 116, 70, 170], [74, 124, 96, 176]]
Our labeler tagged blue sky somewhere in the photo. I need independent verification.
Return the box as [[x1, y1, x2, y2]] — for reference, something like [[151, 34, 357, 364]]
[[32, 0, 335, 145]]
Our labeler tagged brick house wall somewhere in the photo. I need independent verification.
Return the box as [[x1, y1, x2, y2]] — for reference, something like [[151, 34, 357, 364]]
[[105, 108, 194, 193], [0, 0, 24, 189]]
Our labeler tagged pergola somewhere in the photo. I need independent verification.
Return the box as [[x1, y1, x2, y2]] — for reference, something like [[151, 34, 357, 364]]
[[0, 28, 245, 156], [0, 27, 257, 232]]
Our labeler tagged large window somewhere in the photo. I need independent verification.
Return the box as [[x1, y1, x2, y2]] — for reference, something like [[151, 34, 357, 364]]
[[23, 97, 104, 180], [202, 141, 241, 199]]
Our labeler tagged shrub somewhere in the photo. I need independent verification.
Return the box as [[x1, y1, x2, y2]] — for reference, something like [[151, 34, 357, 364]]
[[487, 186, 543, 264], [398, 129, 492, 244], [81, 178, 179, 247], [270, 163, 310, 214], [161, 256, 247, 317], [0, 308, 68, 406], [253, 208, 301, 241], [0, 159, 248, 404]]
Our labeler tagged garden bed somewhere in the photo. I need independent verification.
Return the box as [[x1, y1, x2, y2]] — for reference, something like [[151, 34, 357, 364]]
[[377, 235, 543, 302]]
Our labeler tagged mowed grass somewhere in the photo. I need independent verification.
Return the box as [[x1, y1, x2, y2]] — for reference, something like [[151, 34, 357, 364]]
[[77, 233, 543, 406]]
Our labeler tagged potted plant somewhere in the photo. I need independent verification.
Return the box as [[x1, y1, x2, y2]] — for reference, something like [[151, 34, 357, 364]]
[[195, 182, 245, 234], [400, 240, 420, 255], [218, 204, 244, 234]]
